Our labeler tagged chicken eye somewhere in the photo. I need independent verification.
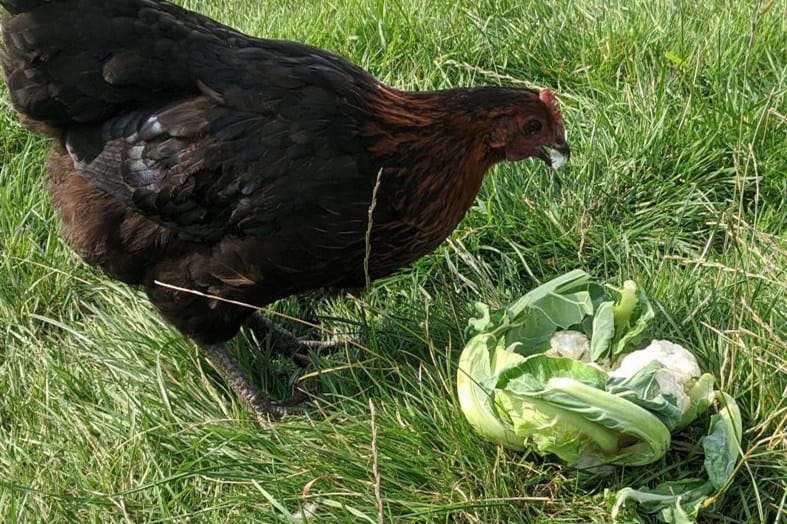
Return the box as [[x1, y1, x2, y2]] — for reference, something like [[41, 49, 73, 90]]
[[523, 118, 542, 135]]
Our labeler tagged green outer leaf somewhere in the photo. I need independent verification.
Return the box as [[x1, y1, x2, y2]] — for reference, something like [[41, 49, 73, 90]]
[[610, 481, 713, 524], [496, 363, 671, 466], [612, 280, 638, 341], [494, 354, 619, 463], [504, 291, 595, 352], [677, 373, 715, 428], [497, 354, 609, 392], [505, 269, 594, 319], [467, 301, 507, 336], [703, 392, 743, 490], [590, 300, 615, 361], [609, 281, 655, 359], [466, 302, 494, 334], [609, 391, 743, 523], [537, 377, 671, 465], [456, 333, 525, 450], [498, 390, 620, 464]]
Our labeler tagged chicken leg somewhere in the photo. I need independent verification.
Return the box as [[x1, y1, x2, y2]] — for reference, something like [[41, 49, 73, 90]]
[[196, 313, 349, 426], [200, 343, 307, 427]]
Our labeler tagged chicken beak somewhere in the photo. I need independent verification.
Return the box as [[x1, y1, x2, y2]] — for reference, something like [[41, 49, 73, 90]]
[[543, 137, 570, 171]]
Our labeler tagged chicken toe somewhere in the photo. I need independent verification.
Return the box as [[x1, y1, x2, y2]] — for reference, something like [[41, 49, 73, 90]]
[[244, 313, 350, 366]]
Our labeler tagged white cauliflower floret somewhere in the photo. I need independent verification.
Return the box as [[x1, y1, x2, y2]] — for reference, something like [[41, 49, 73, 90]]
[[652, 368, 690, 413], [546, 330, 591, 362], [610, 340, 702, 414]]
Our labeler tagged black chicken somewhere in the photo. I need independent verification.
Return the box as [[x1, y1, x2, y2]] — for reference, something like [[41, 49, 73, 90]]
[[1, 0, 570, 424]]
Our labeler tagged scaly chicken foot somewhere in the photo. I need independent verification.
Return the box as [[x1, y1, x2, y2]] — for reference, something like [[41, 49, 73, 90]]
[[244, 312, 348, 366], [200, 343, 306, 428]]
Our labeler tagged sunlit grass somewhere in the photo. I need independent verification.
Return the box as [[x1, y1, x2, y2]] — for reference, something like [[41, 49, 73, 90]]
[[1, 0, 784, 522]]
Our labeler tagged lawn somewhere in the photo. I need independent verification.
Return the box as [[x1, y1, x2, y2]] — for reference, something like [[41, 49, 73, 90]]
[[0, 0, 785, 522]]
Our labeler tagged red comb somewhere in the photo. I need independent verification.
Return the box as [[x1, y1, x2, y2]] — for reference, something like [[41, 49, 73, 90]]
[[539, 89, 563, 128]]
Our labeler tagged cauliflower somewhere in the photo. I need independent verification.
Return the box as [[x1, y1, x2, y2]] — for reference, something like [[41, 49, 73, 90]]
[[609, 339, 702, 414], [458, 270, 740, 524], [546, 330, 591, 362]]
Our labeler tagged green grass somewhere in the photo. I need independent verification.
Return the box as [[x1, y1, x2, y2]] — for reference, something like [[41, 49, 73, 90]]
[[1, 0, 785, 522]]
